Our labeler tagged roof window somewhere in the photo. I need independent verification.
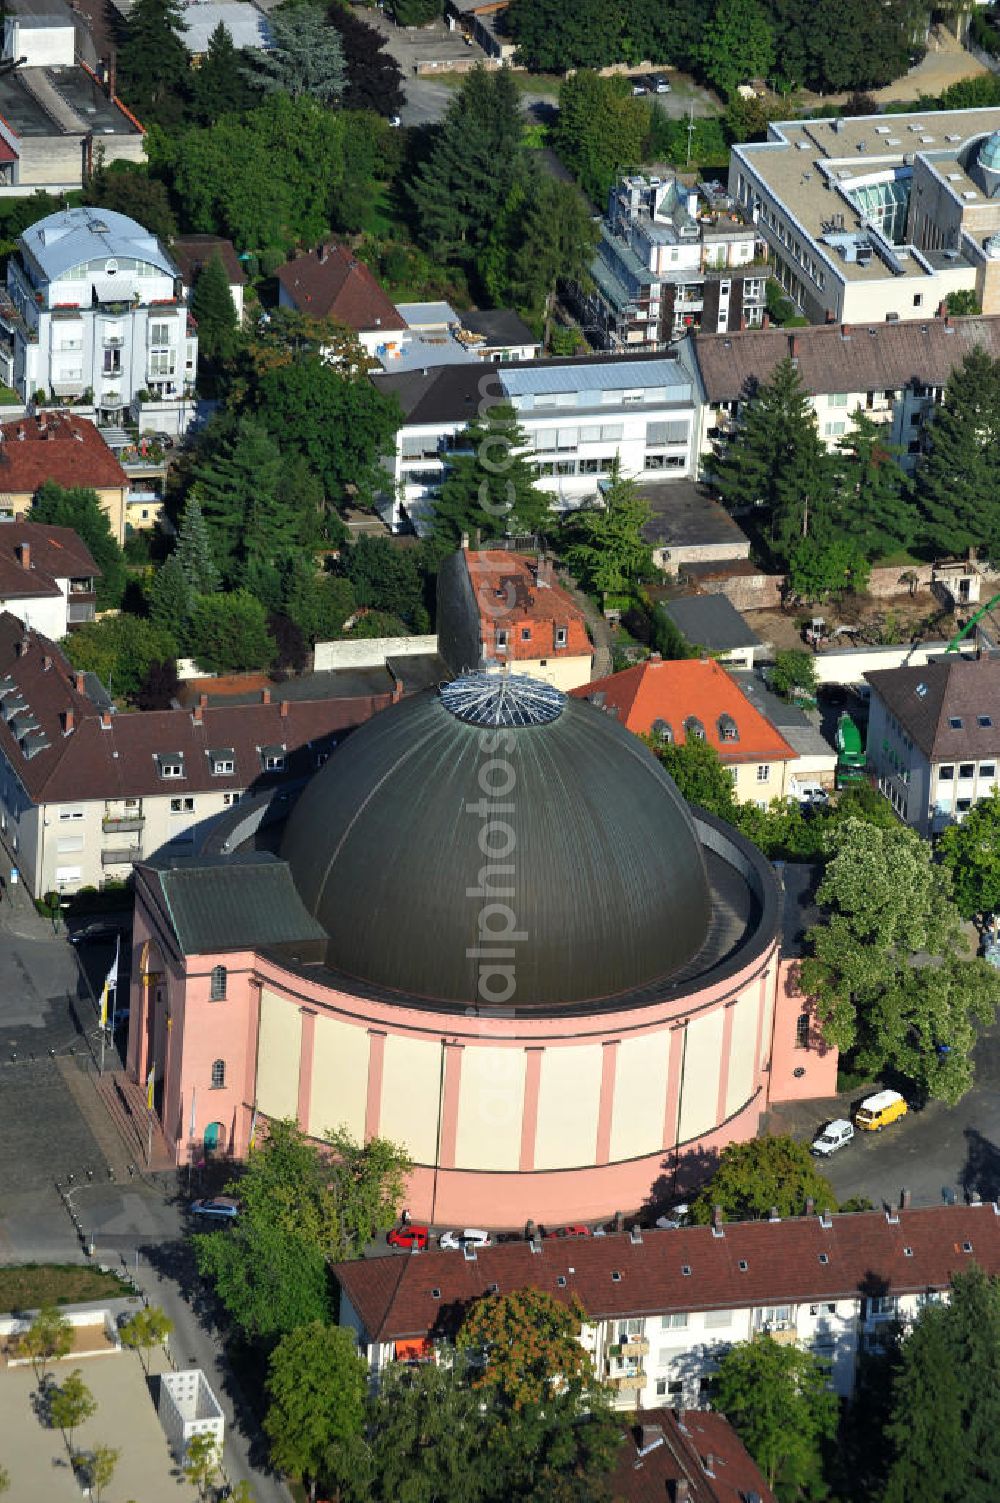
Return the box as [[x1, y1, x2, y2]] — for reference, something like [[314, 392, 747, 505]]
[[431, 1287, 441, 1299], [681, 1264, 692, 1277], [717, 713, 739, 743], [556, 1275, 567, 1287], [963, 1241, 973, 1253], [611, 1270, 622, 1282], [949, 717, 963, 730], [738, 1259, 749, 1272], [915, 683, 928, 699], [819, 1252, 829, 1265], [979, 715, 992, 728], [903, 1247, 913, 1257]]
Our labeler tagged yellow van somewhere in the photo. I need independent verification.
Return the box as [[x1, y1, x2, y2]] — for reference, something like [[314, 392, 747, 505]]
[[855, 1089, 907, 1132]]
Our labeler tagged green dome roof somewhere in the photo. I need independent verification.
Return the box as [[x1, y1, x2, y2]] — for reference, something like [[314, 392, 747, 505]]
[[980, 131, 1000, 172], [280, 674, 713, 1009]]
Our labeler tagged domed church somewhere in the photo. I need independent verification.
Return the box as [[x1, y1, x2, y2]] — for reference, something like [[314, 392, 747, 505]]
[[126, 674, 833, 1224]]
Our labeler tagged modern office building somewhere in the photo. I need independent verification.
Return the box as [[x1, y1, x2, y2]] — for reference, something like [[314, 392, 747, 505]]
[[730, 108, 1000, 325]]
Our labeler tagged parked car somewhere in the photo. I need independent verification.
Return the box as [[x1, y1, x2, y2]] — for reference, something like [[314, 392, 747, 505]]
[[790, 781, 830, 808], [651, 75, 672, 92], [631, 79, 648, 95], [190, 1196, 240, 1219], [388, 1224, 429, 1250], [811, 1119, 855, 1156], [855, 1089, 907, 1132], [439, 1227, 492, 1250], [70, 923, 126, 945], [545, 1224, 591, 1238]]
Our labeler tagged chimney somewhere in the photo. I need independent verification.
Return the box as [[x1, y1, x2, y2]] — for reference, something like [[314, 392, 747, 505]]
[[806, 1196, 815, 1216], [938, 300, 947, 318], [192, 703, 202, 725], [825, 308, 835, 323], [74, 671, 86, 693], [769, 1206, 781, 1222], [100, 711, 112, 730], [17, 541, 29, 570], [790, 334, 800, 358], [108, 51, 116, 99], [460, 532, 470, 551], [900, 1188, 911, 1210], [60, 707, 74, 734], [261, 688, 271, 705], [391, 677, 404, 704], [712, 1203, 723, 1230], [318, 243, 328, 265], [649, 651, 662, 663], [676, 1480, 690, 1502], [199, 693, 209, 708], [840, 323, 850, 338], [279, 699, 289, 718], [42, 654, 51, 672], [761, 310, 770, 328]]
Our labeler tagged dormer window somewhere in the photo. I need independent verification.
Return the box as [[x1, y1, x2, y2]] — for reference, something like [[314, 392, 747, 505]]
[[684, 717, 705, 741], [260, 745, 286, 772], [652, 718, 673, 743], [555, 626, 568, 648], [496, 629, 508, 651], [718, 714, 739, 743], [157, 753, 185, 780], [208, 747, 235, 776], [521, 628, 532, 642]]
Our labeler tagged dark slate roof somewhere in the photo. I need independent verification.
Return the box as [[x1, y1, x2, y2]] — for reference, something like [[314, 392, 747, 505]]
[[637, 479, 751, 553], [662, 594, 761, 653], [146, 854, 325, 955], [609, 1409, 777, 1503], [459, 308, 537, 347], [865, 654, 1000, 760], [170, 235, 247, 288], [690, 313, 1000, 403]]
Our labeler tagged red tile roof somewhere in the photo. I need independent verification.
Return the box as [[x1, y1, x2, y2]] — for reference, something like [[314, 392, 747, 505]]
[[274, 243, 406, 332], [0, 522, 98, 600], [0, 414, 129, 496], [465, 551, 593, 663], [609, 1409, 777, 1503], [0, 613, 394, 803], [572, 658, 795, 765], [333, 1204, 1000, 1342]]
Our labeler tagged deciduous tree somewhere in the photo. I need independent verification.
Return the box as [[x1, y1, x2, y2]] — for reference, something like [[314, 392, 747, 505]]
[[182, 1432, 221, 1500], [698, 0, 774, 97], [713, 1336, 837, 1495], [119, 1307, 173, 1374], [690, 1135, 838, 1222], [553, 71, 649, 204], [187, 591, 276, 674], [17, 1305, 72, 1383], [63, 615, 178, 704], [265, 1323, 367, 1502], [194, 1216, 331, 1343], [330, 5, 404, 117], [940, 789, 1000, 919], [457, 1288, 596, 1410], [85, 162, 177, 242], [86, 1444, 120, 1503], [341, 536, 427, 629], [50, 1370, 97, 1452]]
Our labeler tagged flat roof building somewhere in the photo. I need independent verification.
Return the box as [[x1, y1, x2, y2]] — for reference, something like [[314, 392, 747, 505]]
[[730, 108, 1000, 325]]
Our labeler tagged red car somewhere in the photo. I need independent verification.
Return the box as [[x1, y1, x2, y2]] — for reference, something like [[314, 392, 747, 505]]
[[388, 1224, 429, 1250], [545, 1224, 591, 1239]]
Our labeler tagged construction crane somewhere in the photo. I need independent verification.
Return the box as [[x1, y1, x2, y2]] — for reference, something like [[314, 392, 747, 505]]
[[945, 593, 1000, 653]]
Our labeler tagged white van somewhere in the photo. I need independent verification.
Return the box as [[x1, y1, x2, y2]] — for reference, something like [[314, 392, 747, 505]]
[[811, 1119, 854, 1156]]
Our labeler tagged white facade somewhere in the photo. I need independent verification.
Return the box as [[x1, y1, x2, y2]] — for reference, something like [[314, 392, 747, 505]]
[[0, 209, 197, 426], [866, 687, 1000, 834], [4, 12, 74, 68], [157, 1370, 224, 1462], [0, 578, 84, 637], [380, 356, 698, 534]]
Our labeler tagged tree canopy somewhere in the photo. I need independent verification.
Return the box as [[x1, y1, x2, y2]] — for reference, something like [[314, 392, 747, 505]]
[[247, 3, 346, 104], [432, 403, 552, 554], [116, 0, 190, 126], [714, 1336, 838, 1496], [63, 616, 178, 704], [457, 1288, 596, 1411], [690, 1135, 838, 1223], [31, 482, 126, 609], [916, 348, 1000, 561], [559, 467, 652, 594], [801, 819, 1000, 1102], [939, 789, 1000, 919], [190, 253, 239, 365], [265, 1322, 367, 1501]]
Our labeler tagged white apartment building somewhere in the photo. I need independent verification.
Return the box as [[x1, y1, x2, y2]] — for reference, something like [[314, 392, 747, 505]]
[[374, 352, 699, 535], [680, 312, 1000, 471], [0, 613, 397, 895], [730, 108, 1000, 326], [865, 653, 1000, 834], [0, 208, 197, 433], [0, 521, 98, 636], [334, 1201, 1000, 1408], [588, 174, 766, 350]]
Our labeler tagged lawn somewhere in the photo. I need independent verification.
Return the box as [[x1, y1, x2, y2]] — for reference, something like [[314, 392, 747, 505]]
[[0, 1263, 131, 1313]]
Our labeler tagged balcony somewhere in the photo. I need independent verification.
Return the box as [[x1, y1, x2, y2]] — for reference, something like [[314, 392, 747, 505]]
[[102, 846, 141, 866], [67, 601, 96, 626], [620, 1338, 650, 1358], [103, 336, 125, 349], [102, 814, 144, 834], [607, 1370, 646, 1392], [761, 1326, 799, 1346]]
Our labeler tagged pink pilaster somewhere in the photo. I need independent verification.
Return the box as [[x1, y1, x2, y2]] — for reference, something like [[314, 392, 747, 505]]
[[297, 1009, 316, 1132], [365, 1030, 386, 1142], [519, 1047, 543, 1171], [716, 1002, 736, 1123], [595, 1039, 619, 1166], [438, 1043, 464, 1169], [662, 1022, 685, 1149]]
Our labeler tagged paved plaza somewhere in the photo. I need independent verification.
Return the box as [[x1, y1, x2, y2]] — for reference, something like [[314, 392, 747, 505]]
[[0, 1346, 190, 1502]]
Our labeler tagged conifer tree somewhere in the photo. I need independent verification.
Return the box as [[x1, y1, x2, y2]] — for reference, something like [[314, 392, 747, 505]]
[[885, 1305, 968, 1503], [247, 3, 346, 104], [149, 555, 192, 645], [117, 0, 190, 125], [191, 253, 238, 364], [713, 357, 832, 563], [832, 410, 916, 558], [916, 347, 1000, 559], [190, 21, 257, 123], [174, 494, 219, 596], [431, 403, 551, 554]]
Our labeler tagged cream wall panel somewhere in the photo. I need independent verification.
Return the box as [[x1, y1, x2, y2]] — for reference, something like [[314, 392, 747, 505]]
[[534, 1044, 603, 1170], [609, 1032, 670, 1162], [257, 988, 302, 1122], [677, 1010, 724, 1142], [308, 1016, 370, 1141], [454, 1046, 526, 1171], [380, 1034, 441, 1163], [760, 973, 775, 1072], [725, 995, 759, 1119]]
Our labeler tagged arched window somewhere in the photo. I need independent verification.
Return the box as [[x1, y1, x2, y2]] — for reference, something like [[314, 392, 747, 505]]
[[684, 716, 705, 741], [717, 714, 739, 743], [210, 965, 227, 1001], [211, 1059, 226, 1089], [651, 719, 674, 743]]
